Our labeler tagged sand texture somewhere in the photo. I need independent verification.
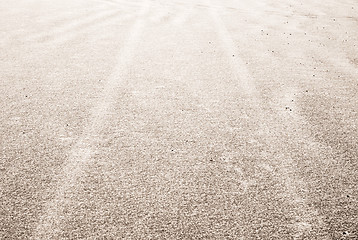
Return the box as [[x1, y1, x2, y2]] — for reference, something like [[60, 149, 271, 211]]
[[1, 0, 358, 239]]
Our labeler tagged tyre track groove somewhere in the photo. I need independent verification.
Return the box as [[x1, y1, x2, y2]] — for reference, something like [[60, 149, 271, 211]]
[[31, 0, 150, 238], [207, 3, 327, 238], [25, 8, 122, 43]]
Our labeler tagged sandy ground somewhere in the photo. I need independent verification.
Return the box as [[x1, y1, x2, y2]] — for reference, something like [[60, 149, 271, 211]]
[[1, 0, 358, 239]]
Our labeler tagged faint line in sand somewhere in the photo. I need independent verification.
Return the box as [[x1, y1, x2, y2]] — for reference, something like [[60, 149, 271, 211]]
[[0, 5, 115, 48], [208, 6, 256, 95], [32, 1, 150, 238], [172, 5, 194, 26], [207, 3, 324, 237], [25, 8, 121, 42], [50, 12, 134, 45]]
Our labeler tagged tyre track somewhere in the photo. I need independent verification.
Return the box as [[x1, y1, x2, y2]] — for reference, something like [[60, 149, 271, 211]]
[[172, 4, 194, 26], [149, 1, 194, 26], [208, 3, 327, 238], [149, 1, 172, 24], [25, 8, 122, 43], [0, 3, 113, 45], [31, 0, 150, 238], [94, 0, 143, 8], [49, 11, 134, 45]]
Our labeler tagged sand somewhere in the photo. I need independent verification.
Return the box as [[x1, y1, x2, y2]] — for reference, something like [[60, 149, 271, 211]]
[[1, 0, 358, 238]]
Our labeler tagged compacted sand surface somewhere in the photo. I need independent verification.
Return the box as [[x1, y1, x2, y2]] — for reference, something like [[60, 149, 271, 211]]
[[1, 0, 358, 239]]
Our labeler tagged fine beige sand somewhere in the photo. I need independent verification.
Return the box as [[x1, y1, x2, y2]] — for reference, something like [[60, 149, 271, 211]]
[[1, 0, 358, 239]]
